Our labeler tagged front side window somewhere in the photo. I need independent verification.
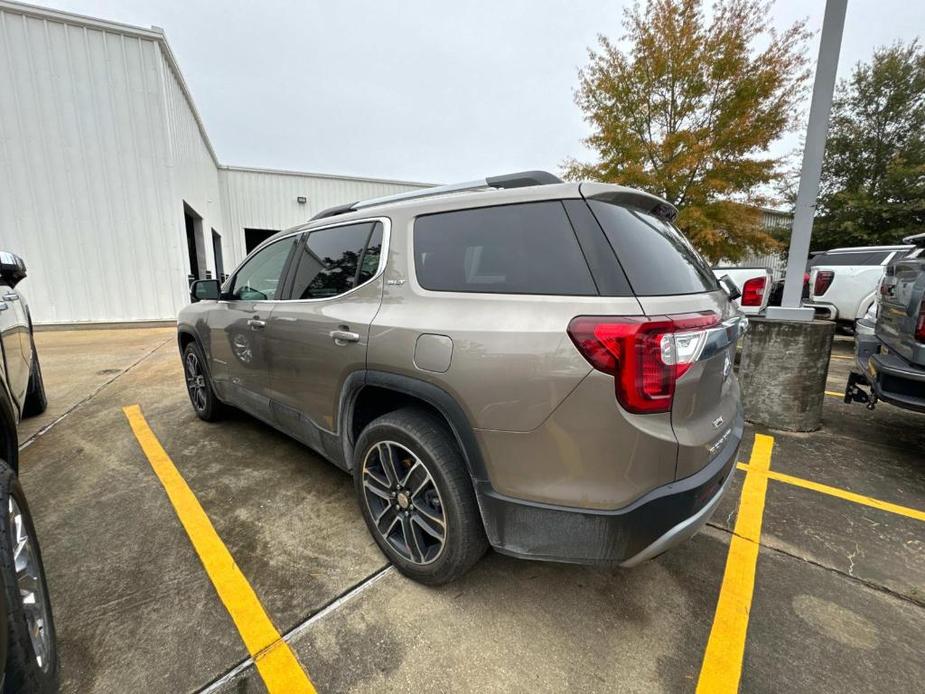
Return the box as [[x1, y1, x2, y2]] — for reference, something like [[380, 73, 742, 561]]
[[413, 201, 596, 295], [288, 222, 382, 300], [231, 237, 296, 301]]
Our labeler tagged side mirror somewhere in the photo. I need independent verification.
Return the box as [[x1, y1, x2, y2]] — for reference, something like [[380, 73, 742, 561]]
[[0, 251, 27, 288], [190, 279, 221, 302], [718, 274, 741, 301]]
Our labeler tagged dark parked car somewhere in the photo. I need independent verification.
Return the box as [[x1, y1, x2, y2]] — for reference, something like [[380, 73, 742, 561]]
[[0, 251, 58, 692], [846, 234, 925, 413]]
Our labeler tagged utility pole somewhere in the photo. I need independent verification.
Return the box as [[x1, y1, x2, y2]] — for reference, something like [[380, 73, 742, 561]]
[[741, 0, 849, 433], [767, 0, 849, 321]]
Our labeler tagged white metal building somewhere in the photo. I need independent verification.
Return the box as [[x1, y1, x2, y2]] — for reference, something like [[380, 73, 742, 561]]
[[0, 0, 427, 325]]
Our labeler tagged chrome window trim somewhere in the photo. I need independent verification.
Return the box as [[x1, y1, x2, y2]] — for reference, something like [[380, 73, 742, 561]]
[[222, 216, 390, 305]]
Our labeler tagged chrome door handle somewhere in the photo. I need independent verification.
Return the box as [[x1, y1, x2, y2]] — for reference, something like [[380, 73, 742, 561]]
[[330, 329, 360, 344], [2, 293, 18, 301], [248, 319, 266, 330]]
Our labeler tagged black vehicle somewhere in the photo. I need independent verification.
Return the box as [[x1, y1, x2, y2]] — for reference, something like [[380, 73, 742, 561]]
[[846, 234, 925, 413], [0, 251, 58, 692]]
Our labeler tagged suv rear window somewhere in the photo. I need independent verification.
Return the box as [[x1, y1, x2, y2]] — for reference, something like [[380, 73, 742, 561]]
[[812, 251, 892, 266], [413, 202, 596, 295], [587, 200, 718, 295]]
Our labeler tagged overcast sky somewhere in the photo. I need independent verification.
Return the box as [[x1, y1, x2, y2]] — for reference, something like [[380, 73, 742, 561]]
[[41, 0, 925, 191]]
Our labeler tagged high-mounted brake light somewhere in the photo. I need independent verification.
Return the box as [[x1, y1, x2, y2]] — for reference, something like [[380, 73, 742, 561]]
[[741, 276, 766, 307], [814, 270, 834, 296], [567, 312, 720, 414]]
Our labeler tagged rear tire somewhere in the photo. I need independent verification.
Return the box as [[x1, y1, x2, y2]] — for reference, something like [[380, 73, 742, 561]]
[[0, 462, 59, 693], [22, 341, 47, 418], [353, 407, 487, 585], [182, 341, 225, 422]]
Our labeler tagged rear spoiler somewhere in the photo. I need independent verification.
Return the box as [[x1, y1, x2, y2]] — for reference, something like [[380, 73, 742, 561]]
[[579, 182, 679, 223]]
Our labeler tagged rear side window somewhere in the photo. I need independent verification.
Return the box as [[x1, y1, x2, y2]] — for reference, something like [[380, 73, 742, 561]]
[[814, 251, 892, 266], [587, 200, 718, 296], [413, 202, 596, 295], [288, 222, 380, 300]]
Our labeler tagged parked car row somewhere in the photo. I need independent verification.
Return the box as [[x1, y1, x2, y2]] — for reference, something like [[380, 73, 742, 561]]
[[714, 244, 921, 336]]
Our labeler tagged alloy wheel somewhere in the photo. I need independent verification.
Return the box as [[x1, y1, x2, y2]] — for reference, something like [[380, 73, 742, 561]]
[[361, 441, 446, 565], [185, 351, 208, 412], [8, 497, 51, 672]]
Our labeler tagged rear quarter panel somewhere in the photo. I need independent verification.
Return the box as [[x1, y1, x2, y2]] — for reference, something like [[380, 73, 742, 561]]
[[367, 215, 645, 431]]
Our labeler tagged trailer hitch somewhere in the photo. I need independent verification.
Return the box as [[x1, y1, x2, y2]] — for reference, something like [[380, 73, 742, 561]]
[[844, 372, 877, 410]]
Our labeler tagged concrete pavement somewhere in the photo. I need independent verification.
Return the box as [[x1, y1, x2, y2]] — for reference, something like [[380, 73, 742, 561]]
[[16, 329, 925, 693]]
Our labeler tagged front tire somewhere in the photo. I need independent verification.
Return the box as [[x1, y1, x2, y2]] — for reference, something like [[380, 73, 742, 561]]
[[182, 342, 225, 422], [354, 408, 487, 585], [0, 462, 59, 693]]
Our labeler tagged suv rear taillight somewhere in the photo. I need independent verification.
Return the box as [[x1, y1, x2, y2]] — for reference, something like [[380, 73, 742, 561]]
[[567, 312, 720, 414], [814, 270, 834, 296], [741, 276, 766, 306]]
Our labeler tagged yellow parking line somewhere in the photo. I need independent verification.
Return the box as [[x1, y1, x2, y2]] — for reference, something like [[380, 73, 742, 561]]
[[697, 434, 773, 694], [737, 462, 925, 523], [123, 405, 315, 694], [830, 354, 852, 361], [825, 390, 843, 398]]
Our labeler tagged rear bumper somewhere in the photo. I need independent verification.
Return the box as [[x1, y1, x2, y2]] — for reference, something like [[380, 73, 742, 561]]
[[803, 302, 838, 320], [473, 419, 741, 566], [867, 351, 925, 413]]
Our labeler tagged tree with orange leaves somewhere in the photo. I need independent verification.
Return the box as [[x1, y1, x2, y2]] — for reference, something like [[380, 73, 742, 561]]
[[566, 0, 810, 262]]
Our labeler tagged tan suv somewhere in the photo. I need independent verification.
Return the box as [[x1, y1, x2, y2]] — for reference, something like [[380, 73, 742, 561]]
[[179, 171, 745, 584]]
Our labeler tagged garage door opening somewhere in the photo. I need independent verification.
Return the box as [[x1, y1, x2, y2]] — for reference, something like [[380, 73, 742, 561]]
[[244, 228, 279, 254], [184, 203, 207, 283], [212, 229, 225, 281]]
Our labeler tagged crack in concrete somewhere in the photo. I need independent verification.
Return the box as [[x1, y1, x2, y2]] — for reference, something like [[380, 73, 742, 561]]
[[195, 563, 394, 693], [846, 542, 860, 578], [706, 521, 925, 609], [19, 336, 173, 451]]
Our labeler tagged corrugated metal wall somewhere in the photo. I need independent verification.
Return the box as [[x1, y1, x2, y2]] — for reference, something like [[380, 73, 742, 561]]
[[733, 251, 788, 280], [0, 5, 195, 323], [219, 168, 422, 266], [0, 1, 425, 324], [717, 210, 792, 280]]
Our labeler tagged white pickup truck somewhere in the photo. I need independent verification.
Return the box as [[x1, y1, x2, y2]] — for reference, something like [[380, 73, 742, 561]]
[[712, 267, 772, 315], [805, 245, 914, 330]]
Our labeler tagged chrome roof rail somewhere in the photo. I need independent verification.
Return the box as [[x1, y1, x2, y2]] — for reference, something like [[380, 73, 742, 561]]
[[310, 170, 562, 221]]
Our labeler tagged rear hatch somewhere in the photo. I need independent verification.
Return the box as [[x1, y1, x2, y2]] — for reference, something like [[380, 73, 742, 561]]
[[877, 251, 925, 366], [581, 184, 744, 482]]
